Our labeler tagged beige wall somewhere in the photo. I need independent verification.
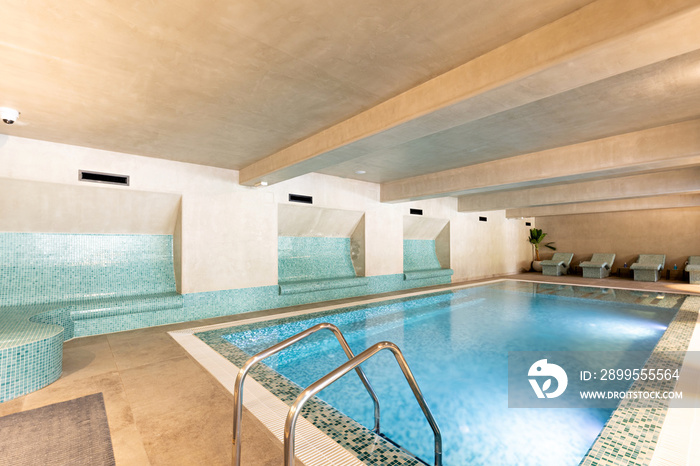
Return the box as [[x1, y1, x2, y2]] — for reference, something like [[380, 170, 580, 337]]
[[0, 135, 273, 294], [452, 211, 534, 279], [0, 178, 181, 235], [0, 135, 531, 294], [536, 208, 700, 271]]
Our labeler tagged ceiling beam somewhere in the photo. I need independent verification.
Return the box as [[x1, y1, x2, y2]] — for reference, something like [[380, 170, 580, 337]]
[[506, 193, 700, 218], [458, 167, 700, 212], [380, 119, 700, 202], [239, 0, 700, 186]]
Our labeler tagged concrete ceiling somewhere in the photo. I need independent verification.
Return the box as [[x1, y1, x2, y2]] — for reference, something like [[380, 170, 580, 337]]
[[2, 0, 700, 215]]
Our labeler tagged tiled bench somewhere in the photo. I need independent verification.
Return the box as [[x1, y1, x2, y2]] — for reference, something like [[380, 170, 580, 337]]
[[0, 305, 72, 402], [69, 292, 184, 336], [278, 276, 369, 295], [0, 233, 183, 402], [403, 268, 454, 281], [0, 293, 184, 402]]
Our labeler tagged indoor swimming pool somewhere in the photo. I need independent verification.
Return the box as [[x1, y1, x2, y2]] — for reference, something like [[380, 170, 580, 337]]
[[198, 281, 689, 465]]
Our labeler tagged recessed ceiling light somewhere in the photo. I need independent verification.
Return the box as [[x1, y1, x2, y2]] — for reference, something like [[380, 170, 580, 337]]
[[355, 170, 366, 175]]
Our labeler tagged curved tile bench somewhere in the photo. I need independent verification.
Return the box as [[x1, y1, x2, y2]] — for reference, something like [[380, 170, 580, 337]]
[[278, 277, 369, 295], [403, 268, 454, 281], [0, 305, 72, 402], [0, 293, 184, 402], [69, 293, 184, 335], [0, 233, 183, 402]]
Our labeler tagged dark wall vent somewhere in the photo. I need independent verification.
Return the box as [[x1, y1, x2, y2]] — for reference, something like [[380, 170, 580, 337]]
[[409, 208, 423, 216], [289, 193, 313, 204], [79, 170, 129, 186], [525, 222, 532, 227], [479, 216, 488, 222]]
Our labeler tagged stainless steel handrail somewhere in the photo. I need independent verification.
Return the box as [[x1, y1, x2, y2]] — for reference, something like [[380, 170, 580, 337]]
[[231, 322, 380, 466], [284, 341, 442, 466]]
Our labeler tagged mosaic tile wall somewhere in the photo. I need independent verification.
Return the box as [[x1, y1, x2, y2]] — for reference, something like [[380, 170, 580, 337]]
[[184, 273, 451, 322], [0, 233, 181, 402], [0, 233, 177, 306], [403, 239, 441, 272], [278, 236, 357, 282]]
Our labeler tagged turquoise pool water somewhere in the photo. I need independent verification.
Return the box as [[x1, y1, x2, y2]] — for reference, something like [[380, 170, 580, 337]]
[[223, 282, 679, 465]]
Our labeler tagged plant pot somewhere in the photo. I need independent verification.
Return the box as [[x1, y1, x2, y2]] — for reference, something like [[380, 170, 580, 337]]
[[531, 260, 542, 272]]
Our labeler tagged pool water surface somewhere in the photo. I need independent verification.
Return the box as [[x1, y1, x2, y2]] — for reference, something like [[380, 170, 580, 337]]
[[220, 281, 682, 465]]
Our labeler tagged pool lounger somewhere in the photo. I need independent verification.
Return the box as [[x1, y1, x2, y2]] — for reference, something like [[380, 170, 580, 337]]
[[630, 254, 666, 282], [685, 256, 700, 284], [579, 253, 616, 279], [541, 252, 574, 276]]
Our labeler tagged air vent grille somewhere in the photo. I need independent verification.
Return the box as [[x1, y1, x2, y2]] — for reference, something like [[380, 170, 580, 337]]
[[289, 193, 313, 204], [79, 170, 129, 186]]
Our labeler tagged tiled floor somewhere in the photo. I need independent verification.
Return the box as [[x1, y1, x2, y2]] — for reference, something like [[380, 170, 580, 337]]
[[0, 273, 697, 465]]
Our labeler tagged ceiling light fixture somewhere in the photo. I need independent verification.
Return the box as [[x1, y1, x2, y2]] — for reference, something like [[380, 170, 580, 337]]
[[355, 170, 366, 175], [0, 107, 19, 125], [254, 181, 268, 187]]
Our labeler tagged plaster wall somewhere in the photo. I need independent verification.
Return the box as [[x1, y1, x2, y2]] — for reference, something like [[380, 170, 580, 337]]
[[0, 135, 530, 294], [0, 135, 274, 293], [536, 208, 700, 272], [0, 178, 180, 235], [452, 211, 534, 279], [268, 174, 531, 280]]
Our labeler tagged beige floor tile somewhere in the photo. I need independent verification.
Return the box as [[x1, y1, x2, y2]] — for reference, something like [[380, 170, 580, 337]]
[[110, 422, 151, 466], [0, 396, 25, 417], [119, 357, 234, 464], [107, 332, 186, 371], [61, 337, 118, 383]]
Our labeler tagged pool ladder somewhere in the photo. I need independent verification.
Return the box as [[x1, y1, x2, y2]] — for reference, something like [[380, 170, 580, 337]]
[[231, 322, 442, 466]]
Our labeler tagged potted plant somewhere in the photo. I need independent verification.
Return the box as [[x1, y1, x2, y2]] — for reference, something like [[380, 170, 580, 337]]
[[528, 228, 556, 271]]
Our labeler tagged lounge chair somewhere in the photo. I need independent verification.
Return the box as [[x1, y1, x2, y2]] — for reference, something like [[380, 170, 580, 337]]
[[541, 253, 574, 276], [630, 254, 665, 282], [686, 256, 700, 284], [579, 253, 616, 279]]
